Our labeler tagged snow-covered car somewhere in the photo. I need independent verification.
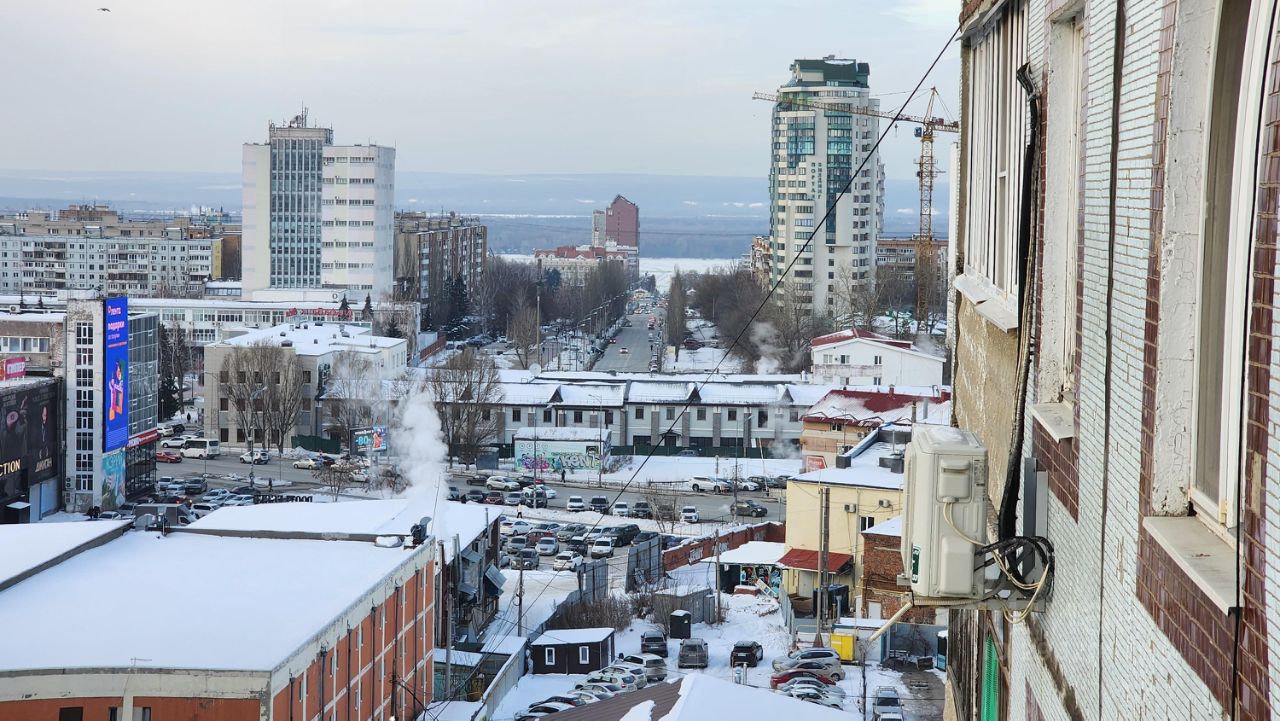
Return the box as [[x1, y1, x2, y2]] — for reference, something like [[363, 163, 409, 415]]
[[778, 678, 846, 697], [535, 537, 559, 555], [681, 505, 700, 523], [486, 476, 520, 491], [603, 662, 649, 688], [447, 486, 462, 501], [573, 682, 622, 698], [582, 670, 641, 693], [780, 687, 843, 709], [552, 551, 583, 571], [566, 496, 587, 512], [293, 457, 322, 470]]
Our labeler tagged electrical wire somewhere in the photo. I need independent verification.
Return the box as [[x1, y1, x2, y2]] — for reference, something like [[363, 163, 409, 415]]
[[429, 24, 963, 719]]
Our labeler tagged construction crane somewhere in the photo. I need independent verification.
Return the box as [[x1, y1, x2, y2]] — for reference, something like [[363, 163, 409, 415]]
[[752, 88, 959, 326]]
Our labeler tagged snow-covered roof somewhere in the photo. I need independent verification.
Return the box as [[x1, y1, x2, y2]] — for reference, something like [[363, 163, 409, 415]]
[[512, 427, 610, 442], [529, 627, 614, 645], [863, 515, 903, 537], [433, 648, 483, 667], [626, 381, 695, 403], [498, 382, 560, 406], [556, 383, 625, 407], [711, 541, 786, 566], [188, 497, 496, 562], [0, 531, 413, 672], [803, 387, 950, 425], [536, 370, 809, 384], [214, 323, 405, 356], [0, 520, 128, 589], [784, 383, 831, 408], [811, 327, 915, 350], [792, 443, 907, 491], [696, 382, 782, 406]]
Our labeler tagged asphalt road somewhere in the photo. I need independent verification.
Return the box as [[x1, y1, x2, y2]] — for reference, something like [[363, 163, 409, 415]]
[[594, 313, 664, 372]]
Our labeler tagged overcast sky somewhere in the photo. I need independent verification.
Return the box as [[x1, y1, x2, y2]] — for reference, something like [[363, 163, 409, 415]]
[[1, 0, 959, 180]]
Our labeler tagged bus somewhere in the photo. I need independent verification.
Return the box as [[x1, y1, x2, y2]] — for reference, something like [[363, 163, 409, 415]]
[[180, 438, 222, 459]]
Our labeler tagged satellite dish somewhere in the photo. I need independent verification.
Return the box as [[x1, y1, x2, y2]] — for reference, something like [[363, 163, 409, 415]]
[[529, 363, 542, 376]]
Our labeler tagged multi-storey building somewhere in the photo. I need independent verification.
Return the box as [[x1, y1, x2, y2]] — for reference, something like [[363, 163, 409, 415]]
[[241, 112, 395, 297], [533, 245, 634, 287], [0, 206, 225, 296], [394, 212, 488, 308], [945, 1, 1280, 719], [766, 57, 885, 316], [874, 236, 947, 292], [63, 296, 159, 513], [603, 195, 639, 248]]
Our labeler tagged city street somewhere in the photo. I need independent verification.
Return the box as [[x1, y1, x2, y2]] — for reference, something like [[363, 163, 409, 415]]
[[594, 313, 663, 372]]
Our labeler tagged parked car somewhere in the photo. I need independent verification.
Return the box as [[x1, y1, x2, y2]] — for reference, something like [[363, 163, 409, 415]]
[[607, 524, 641, 546], [873, 687, 902, 717], [159, 435, 192, 449], [770, 668, 838, 689], [182, 478, 208, 495], [630, 501, 653, 519], [505, 536, 530, 553], [730, 500, 769, 518], [573, 682, 623, 698], [747, 475, 771, 489], [731, 641, 764, 667], [611, 501, 630, 517], [772, 647, 843, 673], [677, 638, 709, 669], [781, 686, 844, 709], [223, 494, 255, 507], [447, 486, 462, 501], [465, 489, 487, 503], [230, 485, 258, 496], [583, 670, 641, 693], [777, 678, 846, 697], [503, 491, 523, 506], [774, 660, 843, 682], [634, 531, 659, 545], [556, 523, 588, 541], [567, 535, 589, 555], [621, 653, 668, 682], [766, 475, 789, 489], [589, 496, 610, 513], [524, 485, 558, 500], [293, 457, 322, 470], [733, 478, 761, 492], [483, 491, 505, 505], [533, 521, 563, 533], [552, 551, 583, 571], [155, 451, 182, 463], [689, 476, 730, 493], [239, 450, 269, 464], [589, 537, 615, 559], [681, 506, 700, 523], [203, 488, 231, 502], [521, 489, 548, 508], [486, 476, 520, 491], [566, 495, 587, 512], [535, 537, 559, 555], [601, 664, 647, 689], [676, 449, 699, 457], [190, 502, 219, 518], [513, 548, 539, 570]]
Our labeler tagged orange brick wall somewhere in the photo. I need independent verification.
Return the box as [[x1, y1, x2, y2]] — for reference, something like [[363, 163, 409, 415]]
[[0, 697, 262, 721]]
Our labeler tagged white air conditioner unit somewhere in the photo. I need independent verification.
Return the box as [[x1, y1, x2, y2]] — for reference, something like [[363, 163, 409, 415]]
[[901, 424, 988, 600], [878, 499, 892, 509], [843, 503, 858, 514]]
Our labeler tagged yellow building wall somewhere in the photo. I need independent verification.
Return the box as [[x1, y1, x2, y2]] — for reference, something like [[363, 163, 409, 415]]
[[782, 480, 903, 598], [798, 423, 874, 470]]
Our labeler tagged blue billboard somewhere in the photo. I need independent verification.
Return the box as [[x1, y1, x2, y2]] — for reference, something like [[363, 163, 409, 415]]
[[103, 297, 129, 452]]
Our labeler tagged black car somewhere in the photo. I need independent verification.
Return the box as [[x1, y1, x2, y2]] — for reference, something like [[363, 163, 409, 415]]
[[730, 500, 768, 518], [183, 479, 208, 495], [513, 548, 539, 570], [630, 501, 654, 519], [589, 496, 610, 513], [660, 534, 684, 550], [641, 630, 669, 657], [766, 476, 789, 489], [567, 536, 589, 554], [731, 641, 764, 667], [465, 489, 487, 503], [634, 531, 660, 545], [232, 486, 258, 496], [608, 523, 641, 546]]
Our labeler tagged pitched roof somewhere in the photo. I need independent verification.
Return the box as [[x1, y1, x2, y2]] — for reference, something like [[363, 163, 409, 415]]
[[811, 327, 913, 350], [777, 548, 854, 571], [529, 627, 614, 645], [802, 387, 951, 425]]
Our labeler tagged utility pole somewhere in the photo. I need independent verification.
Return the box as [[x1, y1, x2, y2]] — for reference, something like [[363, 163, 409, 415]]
[[817, 486, 831, 639], [714, 528, 722, 622], [517, 563, 525, 636]]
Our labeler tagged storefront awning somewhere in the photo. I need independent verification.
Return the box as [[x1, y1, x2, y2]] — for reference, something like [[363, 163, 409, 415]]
[[777, 548, 853, 572]]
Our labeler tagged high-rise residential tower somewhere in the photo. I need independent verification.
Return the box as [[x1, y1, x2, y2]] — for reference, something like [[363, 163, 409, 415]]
[[766, 57, 884, 316], [241, 112, 395, 297], [604, 195, 639, 248]]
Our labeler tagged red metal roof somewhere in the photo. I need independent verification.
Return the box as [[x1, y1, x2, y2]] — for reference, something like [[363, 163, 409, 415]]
[[777, 548, 854, 571], [811, 328, 914, 350]]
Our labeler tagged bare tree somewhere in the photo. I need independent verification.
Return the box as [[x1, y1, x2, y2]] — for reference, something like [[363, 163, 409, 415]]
[[325, 350, 377, 442], [261, 350, 307, 455], [508, 290, 541, 369], [426, 348, 503, 467], [218, 342, 281, 453], [665, 270, 689, 359], [312, 460, 363, 500], [833, 263, 899, 333]]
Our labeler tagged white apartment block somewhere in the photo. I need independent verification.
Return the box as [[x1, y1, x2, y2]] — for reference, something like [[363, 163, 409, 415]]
[[767, 57, 885, 316], [242, 113, 395, 298]]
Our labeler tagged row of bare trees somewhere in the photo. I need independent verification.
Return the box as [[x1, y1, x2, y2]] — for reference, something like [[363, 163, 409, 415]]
[[218, 342, 307, 455]]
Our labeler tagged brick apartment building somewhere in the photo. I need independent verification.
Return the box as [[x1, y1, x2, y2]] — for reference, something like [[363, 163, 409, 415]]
[[947, 0, 1280, 719], [859, 517, 935, 625], [0, 511, 438, 721]]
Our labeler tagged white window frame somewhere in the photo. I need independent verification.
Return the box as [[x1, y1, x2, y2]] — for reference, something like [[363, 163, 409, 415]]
[[579, 646, 590, 665], [1190, 0, 1277, 534], [544, 647, 556, 666]]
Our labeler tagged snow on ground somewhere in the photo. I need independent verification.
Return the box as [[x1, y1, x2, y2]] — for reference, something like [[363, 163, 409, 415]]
[[487, 569, 581, 641], [491, 673, 588, 719], [640, 258, 740, 293]]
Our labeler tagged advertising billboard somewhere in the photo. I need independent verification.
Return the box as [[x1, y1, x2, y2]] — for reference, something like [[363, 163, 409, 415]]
[[101, 450, 126, 511], [0, 380, 59, 500], [103, 297, 129, 452], [352, 426, 387, 454]]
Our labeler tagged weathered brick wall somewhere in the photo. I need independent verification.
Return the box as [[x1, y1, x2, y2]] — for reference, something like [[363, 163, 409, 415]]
[[861, 530, 936, 624], [661, 521, 784, 570]]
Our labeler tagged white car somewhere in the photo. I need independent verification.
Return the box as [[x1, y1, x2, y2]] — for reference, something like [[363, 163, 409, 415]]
[[203, 488, 231, 502], [689, 476, 731, 493], [566, 496, 586, 512], [500, 519, 532, 537], [734, 479, 761, 492], [159, 435, 192, 449], [552, 551, 583, 571], [604, 661, 649, 688], [535, 537, 559, 555], [486, 476, 520, 491], [190, 502, 219, 517], [239, 450, 269, 464], [293, 457, 322, 470], [681, 505, 700, 523], [583, 670, 641, 693], [590, 538, 615, 559], [223, 494, 255, 506], [612, 501, 630, 517]]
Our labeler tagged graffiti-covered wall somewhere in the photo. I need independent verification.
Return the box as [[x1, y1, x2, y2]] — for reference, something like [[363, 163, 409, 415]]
[[513, 439, 609, 473]]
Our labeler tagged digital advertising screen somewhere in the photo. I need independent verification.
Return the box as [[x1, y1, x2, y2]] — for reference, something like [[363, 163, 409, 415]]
[[103, 297, 129, 452]]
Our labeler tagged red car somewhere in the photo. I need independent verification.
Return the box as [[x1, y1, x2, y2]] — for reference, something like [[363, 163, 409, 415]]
[[770, 668, 838, 689], [155, 451, 182, 463], [484, 491, 505, 505]]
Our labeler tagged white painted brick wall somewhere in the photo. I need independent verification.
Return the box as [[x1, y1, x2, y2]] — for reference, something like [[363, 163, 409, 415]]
[[985, 0, 1226, 718]]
